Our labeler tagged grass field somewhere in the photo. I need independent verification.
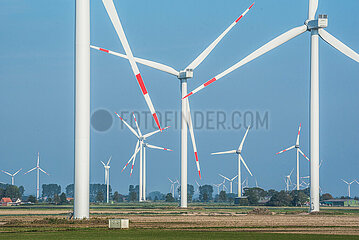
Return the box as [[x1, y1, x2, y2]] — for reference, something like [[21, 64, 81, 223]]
[[1, 203, 359, 239]]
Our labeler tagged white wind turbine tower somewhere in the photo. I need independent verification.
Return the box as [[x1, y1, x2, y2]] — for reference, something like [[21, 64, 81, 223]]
[[101, 156, 112, 203], [219, 174, 238, 194], [276, 124, 310, 191], [91, 1, 255, 208], [1, 169, 22, 185], [341, 179, 356, 198], [211, 126, 253, 198], [24, 153, 49, 199], [168, 178, 177, 198], [195, 180, 201, 193], [184, 1, 359, 212], [117, 113, 172, 202]]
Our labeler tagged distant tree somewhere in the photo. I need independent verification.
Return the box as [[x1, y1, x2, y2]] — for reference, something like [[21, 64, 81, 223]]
[[129, 191, 137, 202], [239, 197, 249, 206], [5, 185, 21, 199], [177, 185, 195, 202], [66, 184, 74, 198], [53, 194, 61, 204], [129, 185, 139, 202], [18, 186, 25, 197], [113, 191, 120, 202], [59, 193, 67, 205], [148, 191, 165, 201], [90, 184, 107, 202], [42, 184, 61, 198], [28, 195, 37, 203], [244, 187, 267, 205], [226, 193, 236, 203], [154, 196, 159, 202], [321, 193, 333, 201], [290, 190, 309, 206], [165, 193, 175, 202], [267, 189, 278, 197], [219, 191, 227, 202], [199, 185, 213, 202], [267, 190, 292, 206], [96, 191, 104, 203]]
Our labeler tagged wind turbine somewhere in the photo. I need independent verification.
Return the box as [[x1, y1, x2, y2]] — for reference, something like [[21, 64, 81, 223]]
[[184, 0, 359, 212], [276, 124, 310, 191], [211, 126, 253, 198], [284, 169, 294, 192], [91, 1, 255, 208], [341, 179, 356, 198], [101, 156, 112, 203], [195, 180, 201, 193], [24, 153, 49, 199], [1, 169, 22, 185], [117, 113, 172, 202], [219, 174, 238, 194], [168, 178, 177, 198], [213, 183, 222, 195]]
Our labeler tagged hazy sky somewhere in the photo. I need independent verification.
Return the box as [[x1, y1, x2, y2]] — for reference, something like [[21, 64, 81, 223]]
[[1, 0, 359, 197]]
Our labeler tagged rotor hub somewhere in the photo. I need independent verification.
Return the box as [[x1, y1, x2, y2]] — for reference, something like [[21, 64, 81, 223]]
[[305, 14, 328, 30], [178, 69, 194, 79], [236, 150, 241, 154]]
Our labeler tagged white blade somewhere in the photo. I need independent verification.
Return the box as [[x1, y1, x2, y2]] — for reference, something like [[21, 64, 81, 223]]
[[195, 180, 200, 187], [90, 45, 179, 76], [146, 144, 173, 151], [341, 179, 349, 184], [231, 175, 238, 181], [318, 29, 359, 63], [185, 3, 255, 71], [106, 156, 112, 166], [101, 161, 106, 167], [185, 99, 201, 179], [115, 112, 139, 138], [276, 145, 295, 155], [130, 144, 141, 176], [289, 168, 294, 177], [13, 168, 22, 176], [298, 148, 310, 161], [239, 154, 253, 176], [183, 25, 307, 99], [219, 174, 231, 181], [122, 141, 140, 172], [102, 0, 161, 130], [39, 168, 49, 176], [143, 126, 170, 139], [296, 123, 301, 146], [211, 150, 236, 155], [168, 178, 174, 183], [1, 170, 12, 177], [238, 126, 250, 151], [132, 113, 142, 137], [24, 167, 36, 175], [308, 0, 318, 20]]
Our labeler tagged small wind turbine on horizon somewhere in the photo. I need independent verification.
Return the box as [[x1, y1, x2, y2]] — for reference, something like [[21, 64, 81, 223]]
[[168, 178, 177, 198], [219, 174, 238, 194], [24, 152, 49, 199], [284, 169, 294, 192], [276, 124, 310, 191], [341, 179, 356, 198], [212, 126, 253, 198], [101, 156, 112, 203], [1, 168, 22, 185], [117, 112, 172, 202]]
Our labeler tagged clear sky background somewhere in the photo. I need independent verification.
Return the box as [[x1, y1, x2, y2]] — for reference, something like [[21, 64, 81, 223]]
[[1, 0, 359, 197]]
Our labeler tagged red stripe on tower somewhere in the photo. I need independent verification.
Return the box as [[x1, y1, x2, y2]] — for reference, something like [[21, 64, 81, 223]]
[[136, 74, 148, 95]]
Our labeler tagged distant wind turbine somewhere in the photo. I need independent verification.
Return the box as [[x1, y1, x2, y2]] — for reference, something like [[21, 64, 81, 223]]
[[101, 156, 112, 203], [219, 174, 238, 194], [1, 168, 22, 185], [341, 179, 356, 198], [24, 152, 49, 199]]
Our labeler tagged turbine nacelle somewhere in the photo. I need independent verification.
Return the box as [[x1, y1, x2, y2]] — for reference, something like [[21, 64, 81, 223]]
[[236, 150, 241, 154], [178, 69, 193, 79], [305, 14, 328, 30]]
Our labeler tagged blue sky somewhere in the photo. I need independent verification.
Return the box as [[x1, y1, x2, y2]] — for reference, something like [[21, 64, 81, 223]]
[[1, 0, 359, 197]]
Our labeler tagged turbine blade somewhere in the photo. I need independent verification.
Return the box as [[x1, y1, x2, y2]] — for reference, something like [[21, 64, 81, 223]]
[[130, 144, 141, 176], [238, 125, 250, 151], [132, 113, 142, 137], [341, 179, 349, 184], [231, 175, 238, 181], [183, 25, 307, 99], [146, 144, 173, 151], [90, 45, 179, 76], [185, 98, 201, 179], [289, 168, 294, 177], [211, 150, 237, 155], [219, 174, 231, 181], [298, 148, 310, 161], [13, 168, 22, 176], [1, 170, 12, 176], [318, 29, 359, 63], [276, 145, 295, 155], [240, 155, 253, 176], [115, 112, 139, 138], [39, 168, 49, 176], [308, 0, 318, 20], [143, 126, 170, 139], [102, 0, 161, 130], [106, 156, 112, 166], [101, 161, 106, 167], [185, 3, 255, 71], [122, 141, 140, 172], [296, 123, 301, 146], [24, 167, 36, 175]]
